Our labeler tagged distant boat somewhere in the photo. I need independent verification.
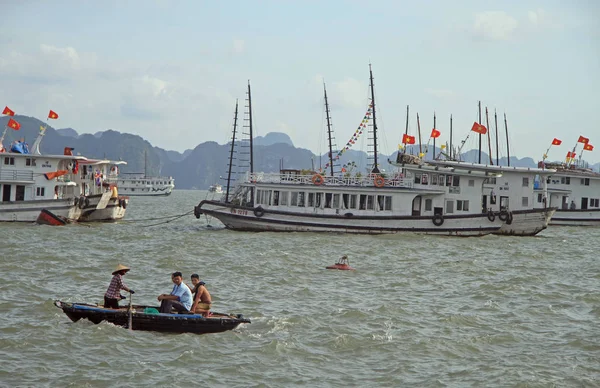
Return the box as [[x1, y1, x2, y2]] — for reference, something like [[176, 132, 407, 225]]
[[112, 151, 175, 196], [208, 184, 223, 194]]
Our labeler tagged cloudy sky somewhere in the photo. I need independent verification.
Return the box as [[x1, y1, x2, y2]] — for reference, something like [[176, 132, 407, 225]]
[[1, 0, 598, 163]]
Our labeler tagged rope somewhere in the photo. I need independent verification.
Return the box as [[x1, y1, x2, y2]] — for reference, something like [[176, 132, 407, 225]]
[[139, 210, 195, 228], [118, 210, 194, 223]]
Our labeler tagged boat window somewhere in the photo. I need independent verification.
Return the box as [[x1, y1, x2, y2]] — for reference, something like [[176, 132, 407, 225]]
[[272, 191, 280, 206], [315, 193, 322, 208], [291, 192, 298, 206], [366, 195, 374, 210], [280, 191, 288, 206], [342, 194, 349, 209], [257, 189, 271, 205], [425, 198, 432, 211], [4, 157, 15, 165], [431, 175, 438, 185], [446, 175, 453, 186], [452, 176, 460, 186], [297, 192, 305, 207], [308, 193, 315, 207], [349, 194, 357, 209], [591, 198, 599, 207], [522, 177, 529, 187], [522, 197, 529, 207], [377, 195, 385, 210], [414, 174, 421, 184], [385, 196, 392, 211], [26, 158, 37, 166], [445, 200, 454, 213], [537, 193, 543, 203], [333, 194, 340, 209], [566, 177, 570, 184], [581, 178, 590, 186], [500, 196, 509, 210], [36, 187, 45, 197], [439, 175, 445, 186], [324, 193, 333, 208], [456, 200, 469, 211], [421, 174, 428, 185], [468, 179, 475, 187]]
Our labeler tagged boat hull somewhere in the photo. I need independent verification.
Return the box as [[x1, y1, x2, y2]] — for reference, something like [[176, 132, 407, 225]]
[[117, 187, 173, 197], [549, 209, 600, 226], [78, 194, 128, 221], [54, 301, 250, 334], [36, 209, 68, 226], [0, 198, 81, 222], [196, 200, 502, 236], [493, 207, 557, 236]]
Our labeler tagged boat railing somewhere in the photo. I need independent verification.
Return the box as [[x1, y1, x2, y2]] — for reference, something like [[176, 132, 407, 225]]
[[246, 172, 414, 189]]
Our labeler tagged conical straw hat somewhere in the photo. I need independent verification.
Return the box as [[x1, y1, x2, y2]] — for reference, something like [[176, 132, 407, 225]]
[[112, 264, 130, 275]]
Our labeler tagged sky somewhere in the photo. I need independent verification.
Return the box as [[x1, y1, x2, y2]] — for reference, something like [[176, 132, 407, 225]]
[[1, 0, 598, 163]]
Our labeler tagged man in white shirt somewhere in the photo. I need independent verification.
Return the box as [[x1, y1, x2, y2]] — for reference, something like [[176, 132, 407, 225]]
[[158, 272, 193, 313]]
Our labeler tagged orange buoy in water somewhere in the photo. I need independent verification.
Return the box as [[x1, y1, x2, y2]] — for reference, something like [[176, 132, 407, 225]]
[[326, 255, 355, 270]]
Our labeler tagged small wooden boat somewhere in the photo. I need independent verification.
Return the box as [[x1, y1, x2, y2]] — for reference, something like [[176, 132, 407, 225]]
[[326, 255, 355, 270], [36, 209, 68, 226], [54, 300, 250, 334]]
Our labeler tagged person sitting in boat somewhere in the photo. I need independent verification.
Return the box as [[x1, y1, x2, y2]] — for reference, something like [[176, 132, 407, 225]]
[[190, 274, 212, 317], [104, 264, 134, 309], [157, 271, 193, 314], [338, 255, 350, 266]]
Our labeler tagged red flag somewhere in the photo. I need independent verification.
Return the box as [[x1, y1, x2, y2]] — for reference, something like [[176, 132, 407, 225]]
[[402, 134, 416, 144], [48, 110, 59, 119], [577, 135, 589, 144], [471, 122, 487, 135], [551, 138, 562, 146], [2, 106, 15, 116], [583, 144, 594, 151], [566, 151, 576, 159], [430, 128, 441, 138], [7, 118, 20, 130]]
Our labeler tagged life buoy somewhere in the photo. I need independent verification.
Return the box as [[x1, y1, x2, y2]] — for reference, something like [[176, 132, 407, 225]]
[[253, 206, 265, 218], [506, 212, 513, 225], [373, 175, 385, 188], [312, 174, 324, 186], [487, 210, 495, 222], [432, 214, 444, 226], [498, 210, 509, 221]]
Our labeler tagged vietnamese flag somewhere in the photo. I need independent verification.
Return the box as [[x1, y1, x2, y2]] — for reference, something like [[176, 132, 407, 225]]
[[566, 151, 576, 159], [551, 138, 562, 146], [48, 110, 59, 119], [577, 135, 589, 144], [471, 122, 487, 135], [583, 144, 594, 151], [402, 133, 416, 144], [430, 128, 441, 138], [2, 106, 15, 116], [7, 118, 20, 130]]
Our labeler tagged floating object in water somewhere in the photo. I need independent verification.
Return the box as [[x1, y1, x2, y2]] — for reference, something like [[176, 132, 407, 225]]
[[36, 209, 67, 226], [326, 255, 355, 270]]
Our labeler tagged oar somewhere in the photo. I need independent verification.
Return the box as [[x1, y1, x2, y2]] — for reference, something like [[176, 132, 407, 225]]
[[128, 292, 133, 331]]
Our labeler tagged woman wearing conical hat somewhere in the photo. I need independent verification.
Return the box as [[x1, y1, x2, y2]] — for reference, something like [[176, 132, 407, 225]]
[[104, 264, 135, 309]]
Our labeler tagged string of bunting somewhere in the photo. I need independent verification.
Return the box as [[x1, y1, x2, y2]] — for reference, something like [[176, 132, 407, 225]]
[[322, 101, 373, 172]]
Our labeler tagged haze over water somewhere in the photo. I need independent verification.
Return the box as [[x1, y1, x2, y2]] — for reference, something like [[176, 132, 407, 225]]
[[1, 190, 598, 387]]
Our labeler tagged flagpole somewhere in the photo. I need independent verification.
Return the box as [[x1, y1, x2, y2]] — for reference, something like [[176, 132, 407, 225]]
[[433, 112, 436, 160]]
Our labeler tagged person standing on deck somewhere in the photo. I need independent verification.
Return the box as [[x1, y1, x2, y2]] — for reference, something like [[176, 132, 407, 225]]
[[104, 264, 134, 309]]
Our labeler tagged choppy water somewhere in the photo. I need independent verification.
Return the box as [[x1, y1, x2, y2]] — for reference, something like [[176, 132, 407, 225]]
[[1, 190, 599, 387]]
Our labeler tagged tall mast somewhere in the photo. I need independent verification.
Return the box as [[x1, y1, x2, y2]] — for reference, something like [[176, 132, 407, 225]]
[[324, 82, 335, 177], [433, 112, 436, 160], [404, 105, 409, 156], [449, 114, 453, 160], [417, 113, 422, 155], [478, 101, 482, 164], [369, 64, 380, 174], [486, 107, 493, 165], [494, 109, 499, 166], [225, 100, 239, 203], [247, 81, 254, 175], [504, 113, 511, 167], [144, 149, 148, 178]]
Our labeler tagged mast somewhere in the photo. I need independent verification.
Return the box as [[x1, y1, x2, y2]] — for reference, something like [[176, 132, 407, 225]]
[[504, 113, 511, 167], [404, 105, 409, 156], [324, 82, 334, 177], [144, 149, 147, 178], [494, 109, 499, 166], [486, 107, 493, 165], [369, 64, 380, 174], [449, 114, 453, 160], [478, 101, 482, 164], [247, 81, 254, 175], [433, 112, 436, 160], [225, 100, 239, 203], [417, 113, 422, 155]]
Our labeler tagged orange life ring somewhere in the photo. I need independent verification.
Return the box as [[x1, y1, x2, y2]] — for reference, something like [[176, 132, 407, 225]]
[[373, 175, 385, 188], [312, 174, 324, 186]]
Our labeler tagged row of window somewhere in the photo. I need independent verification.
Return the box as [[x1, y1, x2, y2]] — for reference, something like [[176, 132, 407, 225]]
[[548, 177, 592, 186], [3, 157, 38, 166], [413, 173, 463, 187], [257, 190, 393, 211]]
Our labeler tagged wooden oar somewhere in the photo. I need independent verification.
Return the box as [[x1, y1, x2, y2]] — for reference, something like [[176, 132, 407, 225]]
[[128, 293, 133, 331]]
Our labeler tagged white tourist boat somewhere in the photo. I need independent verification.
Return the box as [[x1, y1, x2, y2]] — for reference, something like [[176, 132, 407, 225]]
[[114, 173, 175, 197], [78, 159, 129, 221], [208, 183, 223, 194], [425, 160, 557, 235], [533, 162, 600, 226]]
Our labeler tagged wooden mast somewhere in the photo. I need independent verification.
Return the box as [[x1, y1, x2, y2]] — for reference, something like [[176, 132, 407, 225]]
[[486, 107, 493, 165], [494, 109, 499, 165], [433, 112, 436, 160], [478, 101, 482, 164], [225, 100, 239, 203], [369, 64, 380, 174], [324, 82, 335, 177], [449, 114, 453, 160], [504, 113, 511, 167], [417, 113, 422, 155], [247, 81, 254, 176]]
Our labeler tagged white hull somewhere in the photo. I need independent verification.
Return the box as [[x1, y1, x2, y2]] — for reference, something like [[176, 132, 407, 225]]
[[493, 208, 557, 236], [79, 195, 128, 221], [0, 198, 81, 222], [549, 209, 600, 226], [117, 186, 173, 196], [197, 200, 502, 236]]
